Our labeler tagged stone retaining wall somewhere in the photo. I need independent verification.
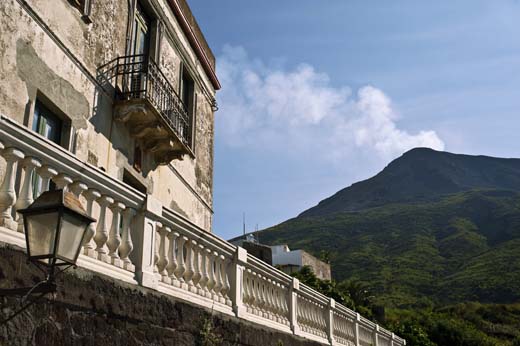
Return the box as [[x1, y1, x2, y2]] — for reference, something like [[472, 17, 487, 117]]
[[0, 245, 321, 346]]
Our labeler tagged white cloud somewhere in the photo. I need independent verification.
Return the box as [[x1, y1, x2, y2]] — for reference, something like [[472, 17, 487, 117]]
[[216, 45, 445, 162]]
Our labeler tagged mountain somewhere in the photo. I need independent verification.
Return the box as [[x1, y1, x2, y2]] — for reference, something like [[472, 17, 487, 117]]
[[300, 148, 520, 217], [256, 148, 520, 345]]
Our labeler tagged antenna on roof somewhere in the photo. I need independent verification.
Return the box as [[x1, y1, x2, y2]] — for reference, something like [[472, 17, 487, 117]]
[[243, 212, 246, 235]]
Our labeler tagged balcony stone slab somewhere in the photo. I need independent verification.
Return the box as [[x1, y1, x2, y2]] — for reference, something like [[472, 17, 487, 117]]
[[114, 98, 190, 164]]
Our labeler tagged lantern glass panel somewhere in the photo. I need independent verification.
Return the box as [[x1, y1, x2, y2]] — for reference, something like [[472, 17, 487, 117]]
[[56, 211, 89, 263], [26, 212, 59, 259]]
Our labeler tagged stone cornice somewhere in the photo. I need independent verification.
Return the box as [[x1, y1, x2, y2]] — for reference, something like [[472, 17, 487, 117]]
[[167, 0, 221, 91]]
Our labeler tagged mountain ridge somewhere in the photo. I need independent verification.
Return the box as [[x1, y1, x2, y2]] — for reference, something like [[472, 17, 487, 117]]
[[299, 147, 520, 218]]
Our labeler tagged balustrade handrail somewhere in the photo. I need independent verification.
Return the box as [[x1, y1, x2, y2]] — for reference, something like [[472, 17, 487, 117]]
[[245, 253, 293, 284], [334, 302, 358, 320], [298, 282, 331, 305], [161, 207, 236, 258]]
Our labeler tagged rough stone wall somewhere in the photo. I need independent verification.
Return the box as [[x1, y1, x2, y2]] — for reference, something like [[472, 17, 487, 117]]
[[301, 252, 331, 281], [0, 245, 321, 346], [0, 0, 216, 231]]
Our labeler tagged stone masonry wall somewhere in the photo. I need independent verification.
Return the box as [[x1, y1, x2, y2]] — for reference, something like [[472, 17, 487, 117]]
[[0, 245, 322, 346], [301, 252, 331, 281]]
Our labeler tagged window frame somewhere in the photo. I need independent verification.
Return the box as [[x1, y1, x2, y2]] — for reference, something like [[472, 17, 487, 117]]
[[69, 0, 93, 24], [179, 63, 196, 150]]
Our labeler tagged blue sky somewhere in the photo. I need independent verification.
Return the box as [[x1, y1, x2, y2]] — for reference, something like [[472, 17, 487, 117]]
[[188, 1, 520, 239]]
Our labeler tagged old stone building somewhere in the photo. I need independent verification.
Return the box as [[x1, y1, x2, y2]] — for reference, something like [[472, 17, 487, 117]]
[[0, 0, 218, 231]]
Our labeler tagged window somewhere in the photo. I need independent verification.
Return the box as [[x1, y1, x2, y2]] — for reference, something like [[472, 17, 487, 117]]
[[32, 100, 70, 195], [180, 65, 196, 147], [69, 0, 92, 23], [33, 100, 63, 145], [131, 3, 150, 57]]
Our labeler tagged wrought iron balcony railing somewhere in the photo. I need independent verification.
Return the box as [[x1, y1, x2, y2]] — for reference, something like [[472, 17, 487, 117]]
[[98, 54, 191, 148]]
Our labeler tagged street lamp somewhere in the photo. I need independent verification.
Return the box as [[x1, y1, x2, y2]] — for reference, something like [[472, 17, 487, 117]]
[[0, 189, 95, 297]]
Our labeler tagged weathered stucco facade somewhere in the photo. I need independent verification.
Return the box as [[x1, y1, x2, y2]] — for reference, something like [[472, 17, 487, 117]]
[[0, 0, 218, 231]]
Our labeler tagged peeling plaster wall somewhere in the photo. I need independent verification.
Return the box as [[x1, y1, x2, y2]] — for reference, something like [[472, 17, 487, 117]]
[[0, 0, 216, 231]]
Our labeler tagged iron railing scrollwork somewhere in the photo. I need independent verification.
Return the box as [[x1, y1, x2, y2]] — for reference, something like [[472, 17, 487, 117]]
[[98, 54, 191, 148]]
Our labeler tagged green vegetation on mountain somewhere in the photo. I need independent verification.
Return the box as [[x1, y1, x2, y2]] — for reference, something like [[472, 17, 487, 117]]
[[258, 148, 520, 345]]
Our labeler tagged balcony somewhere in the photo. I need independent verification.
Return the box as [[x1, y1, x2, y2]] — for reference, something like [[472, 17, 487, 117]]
[[0, 115, 406, 346], [98, 54, 193, 164]]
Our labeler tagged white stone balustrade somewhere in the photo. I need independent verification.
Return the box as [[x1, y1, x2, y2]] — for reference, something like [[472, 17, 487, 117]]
[[0, 115, 144, 280], [153, 214, 235, 310], [0, 114, 406, 346]]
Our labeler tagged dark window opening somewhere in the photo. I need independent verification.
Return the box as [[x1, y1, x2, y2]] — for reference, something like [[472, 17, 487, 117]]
[[33, 100, 63, 145], [133, 145, 143, 173], [131, 3, 151, 57], [123, 170, 147, 194], [180, 66, 195, 147], [32, 98, 73, 194]]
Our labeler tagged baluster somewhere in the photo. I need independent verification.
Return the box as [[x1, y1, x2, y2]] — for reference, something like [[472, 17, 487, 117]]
[[199, 244, 209, 296], [242, 269, 250, 308], [272, 283, 280, 321], [106, 201, 125, 266], [262, 278, 269, 317], [251, 272, 259, 314], [174, 236, 187, 288], [283, 284, 290, 320], [271, 282, 279, 320], [35, 165, 57, 197], [247, 270, 255, 310], [15, 157, 41, 232], [70, 181, 87, 198], [275, 283, 283, 322], [166, 231, 179, 286], [156, 225, 170, 281], [119, 207, 136, 271], [195, 243, 205, 294], [266, 279, 274, 319], [184, 239, 196, 289], [191, 242, 202, 291], [153, 223, 160, 275], [216, 254, 225, 301], [302, 298, 307, 330], [281, 285, 289, 322], [0, 147, 24, 229], [52, 173, 73, 191], [93, 195, 114, 261], [204, 248, 214, 298], [212, 251, 222, 301], [257, 274, 264, 315], [312, 303, 318, 332], [82, 189, 101, 256], [220, 256, 231, 305]]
